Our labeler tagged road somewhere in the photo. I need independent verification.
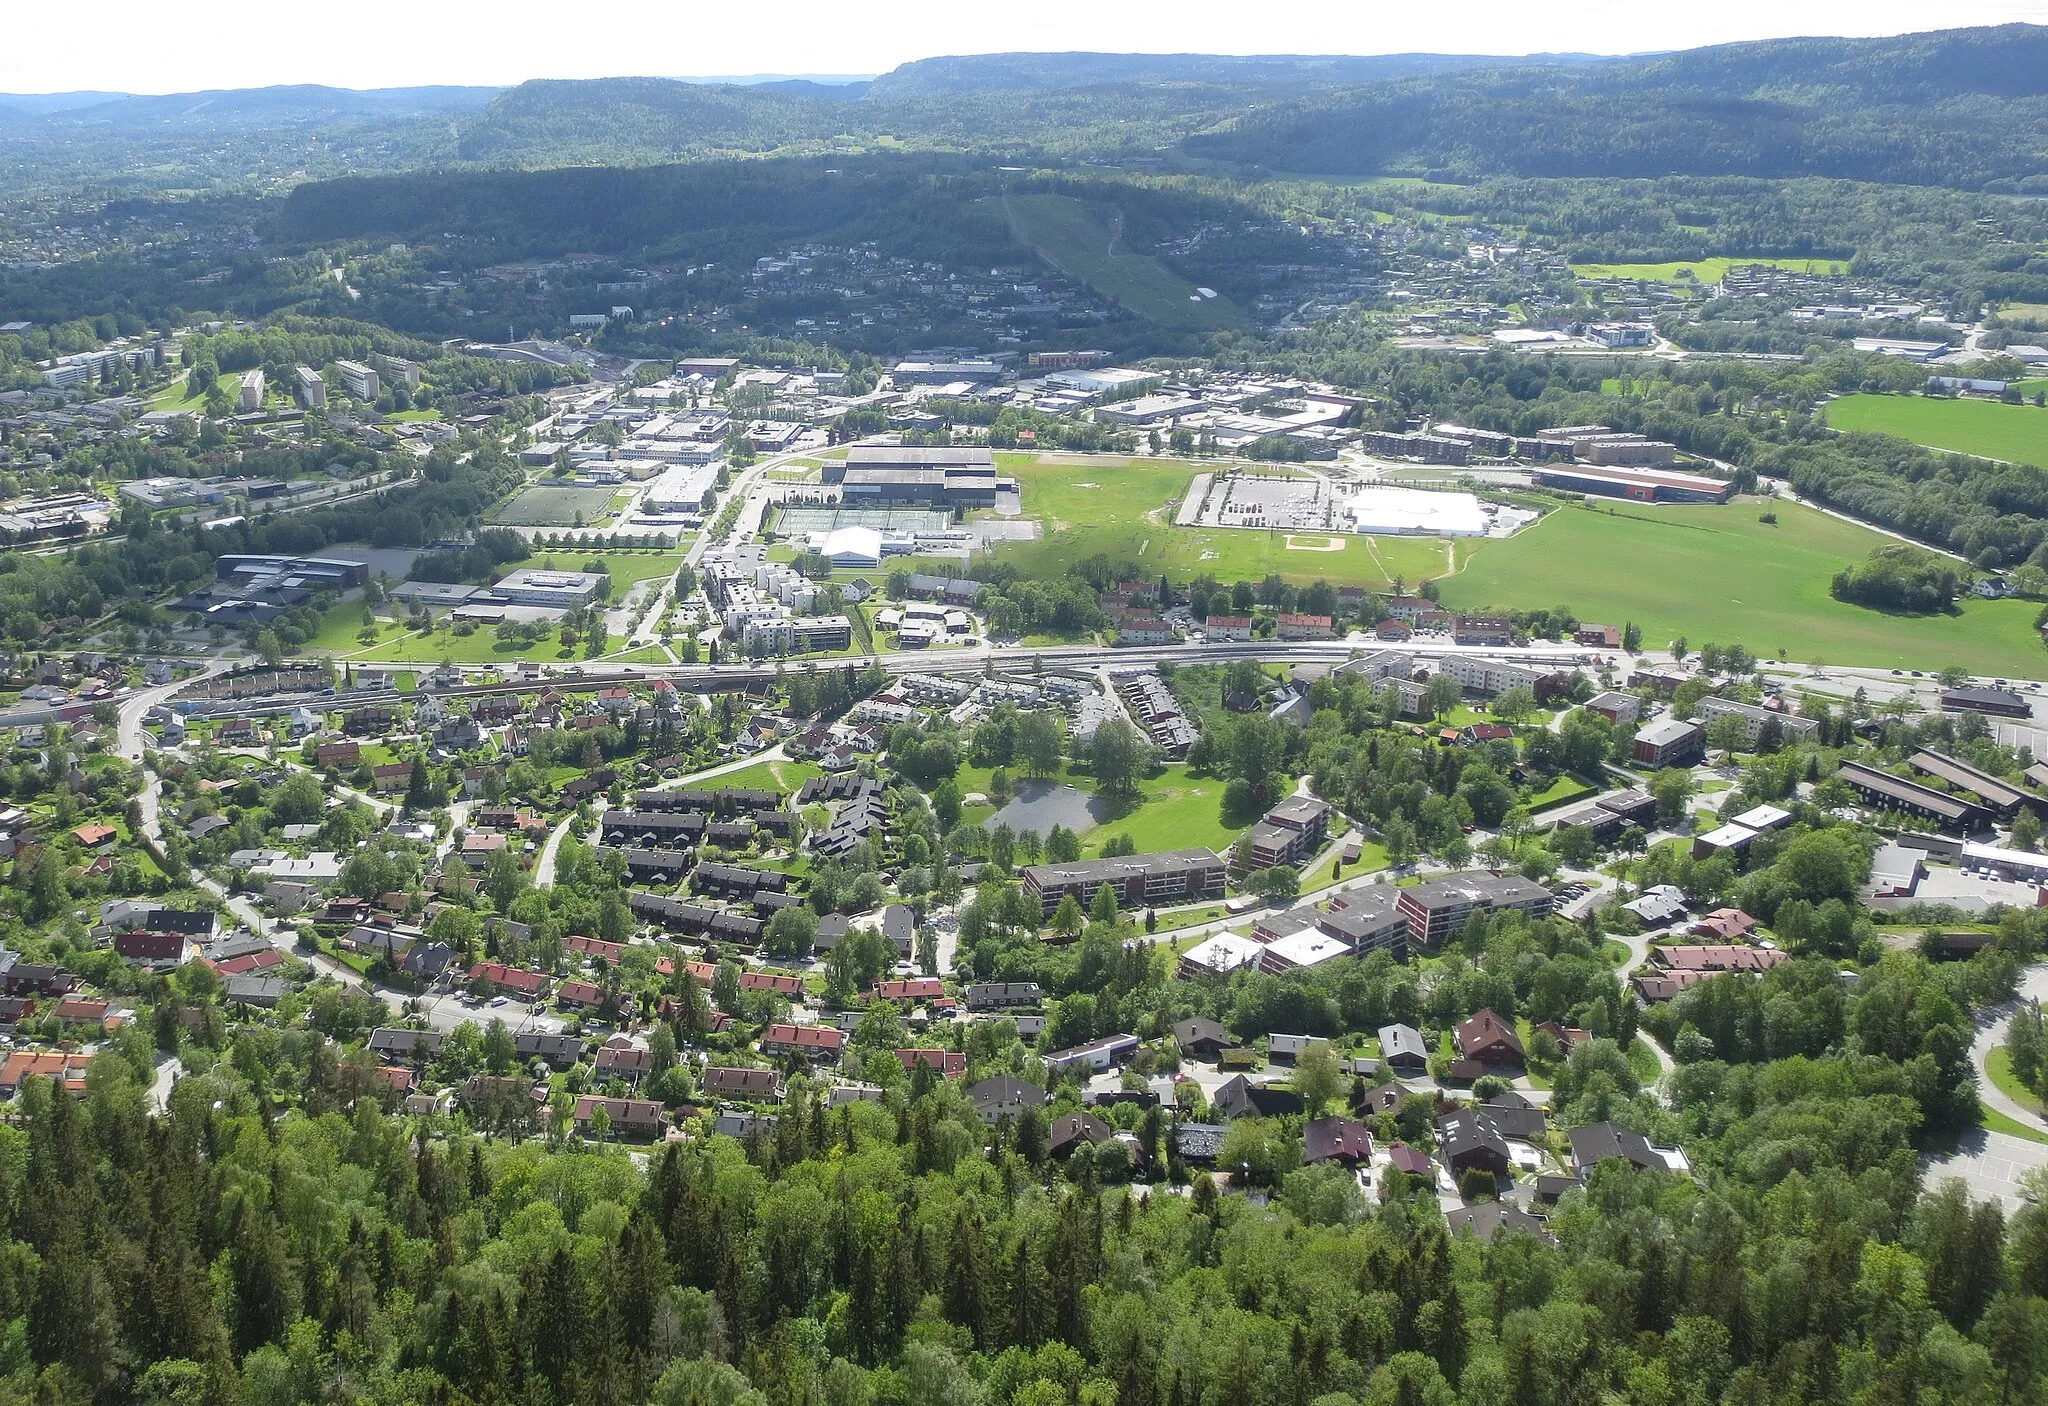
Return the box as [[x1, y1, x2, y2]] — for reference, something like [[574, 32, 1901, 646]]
[[147, 1055, 183, 1114], [1919, 962, 2048, 1209]]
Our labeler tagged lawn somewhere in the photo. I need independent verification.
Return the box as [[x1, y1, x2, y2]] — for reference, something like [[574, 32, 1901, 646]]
[[150, 371, 243, 411], [1824, 393, 2048, 470], [1987, 1045, 2047, 1117], [1570, 256, 1850, 284], [1077, 764, 1248, 858], [1526, 775, 1596, 812], [698, 757, 823, 796], [1302, 841, 1390, 893], [1436, 497, 2048, 675], [986, 454, 1456, 589], [1002, 194, 1248, 333], [1980, 1104, 2048, 1146]]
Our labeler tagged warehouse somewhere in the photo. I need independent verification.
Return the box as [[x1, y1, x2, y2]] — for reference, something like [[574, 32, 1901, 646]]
[[1530, 465, 1733, 504], [1343, 485, 1491, 536]]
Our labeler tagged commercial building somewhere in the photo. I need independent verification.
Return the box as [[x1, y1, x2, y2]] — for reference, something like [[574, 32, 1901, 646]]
[[1021, 848, 1227, 915], [214, 554, 370, 588], [294, 366, 327, 409], [1395, 872, 1554, 950], [1530, 464, 1732, 504], [490, 568, 605, 608], [335, 360, 380, 400]]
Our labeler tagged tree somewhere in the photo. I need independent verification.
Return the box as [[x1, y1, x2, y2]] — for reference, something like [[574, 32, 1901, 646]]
[[1649, 768, 1695, 825], [1706, 712, 1749, 758], [2014, 810, 2042, 853], [1087, 717, 1150, 798], [932, 779, 963, 832], [1019, 710, 1064, 779], [1292, 1040, 1342, 1116], [1050, 894, 1086, 937], [1424, 673, 1462, 721], [1491, 686, 1536, 723], [766, 906, 819, 961], [1249, 866, 1300, 906]]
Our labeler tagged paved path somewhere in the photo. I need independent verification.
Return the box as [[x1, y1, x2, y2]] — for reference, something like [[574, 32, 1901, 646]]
[[147, 1055, 182, 1114], [1925, 1128, 2048, 1211], [1971, 964, 2048, 1131]]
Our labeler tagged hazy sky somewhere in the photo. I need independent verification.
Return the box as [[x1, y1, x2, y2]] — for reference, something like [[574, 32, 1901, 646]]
[[6, 0, 2048, 94]]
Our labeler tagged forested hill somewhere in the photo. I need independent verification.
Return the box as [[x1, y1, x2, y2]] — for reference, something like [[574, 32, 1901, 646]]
[[1185, 24, 2048, 188], [861, 50, 1599, 97]]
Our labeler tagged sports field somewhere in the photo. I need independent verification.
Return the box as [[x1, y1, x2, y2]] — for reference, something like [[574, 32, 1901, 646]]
[[1437, 499, 2046, 674], [490, 485, 622, 527], [987, 454, 1455, 588], [1825, 393, 2048, 469], [1570, 255, 1849, 284], [1002, 194, 1247, 333]]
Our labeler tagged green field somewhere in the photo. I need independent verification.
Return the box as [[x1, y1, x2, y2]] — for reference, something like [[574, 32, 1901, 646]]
[[1825, 393, 2048, 468], [150, 371, 242, 411], [490, 485, 623, 527], [1570, 256, 1849, 284], [988, 454, 1455, 589], [1077, 765, 1246, 858], [1437, 498, 2047, 674], [701, 758, 823, 797], [1002, 194, 1247, 333]]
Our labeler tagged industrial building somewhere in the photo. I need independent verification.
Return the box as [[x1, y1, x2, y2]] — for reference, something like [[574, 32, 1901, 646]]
[[824, 446, 1003, 510], [1530, 464, 1732, 504], [214, 554, 369, 588]]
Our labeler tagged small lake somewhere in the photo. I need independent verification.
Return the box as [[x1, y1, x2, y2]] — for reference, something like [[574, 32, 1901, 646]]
[[988, 780, 1112, 836]]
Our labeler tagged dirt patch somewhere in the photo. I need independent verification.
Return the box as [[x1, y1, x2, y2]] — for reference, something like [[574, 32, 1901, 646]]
[[1285, 535, 1347, 552]]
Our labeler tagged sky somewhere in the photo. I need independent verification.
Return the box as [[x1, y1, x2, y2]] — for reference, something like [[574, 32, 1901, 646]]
[[5, 0, 2048, 95]]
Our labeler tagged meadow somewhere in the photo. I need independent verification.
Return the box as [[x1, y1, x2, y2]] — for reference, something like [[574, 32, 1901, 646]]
[[1824, 392, 2048, 469], [1569, 255, 1850, 283], [985, 454, 1457, 588], [1437, 498, 2047, 674], [1001, 194, 1247, 333]]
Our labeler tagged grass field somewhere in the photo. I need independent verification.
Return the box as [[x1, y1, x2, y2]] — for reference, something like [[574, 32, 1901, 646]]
[[1437, 498, 2048, 674], [1002, 194, 1248, 333], [1078, 765, 1246, 858], [699, 758, 822, 797], [150, 372, 242, 411], [1824, 393, 2048, 469], [490, 485, 621, 527], [1570, 255, 1850, 284], [987, 454, 1455, 588]]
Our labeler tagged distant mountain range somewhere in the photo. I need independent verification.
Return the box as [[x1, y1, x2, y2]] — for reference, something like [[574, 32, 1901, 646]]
[[4, 27, 2048, 192]]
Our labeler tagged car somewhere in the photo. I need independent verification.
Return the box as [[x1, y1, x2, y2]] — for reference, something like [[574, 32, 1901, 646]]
[[490, 995, 509, 1007], [1892, 670, 1903, 676], [1912, 671, 1924, 678]]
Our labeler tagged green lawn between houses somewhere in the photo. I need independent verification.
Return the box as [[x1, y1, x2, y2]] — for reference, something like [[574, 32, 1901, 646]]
[[1569, 255, 1850, 283]]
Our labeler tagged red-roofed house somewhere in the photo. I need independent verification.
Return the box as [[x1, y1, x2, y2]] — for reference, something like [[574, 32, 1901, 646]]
[[762, 1023, 844, 1060], [873, 978, 944, 1002], [1689, 908, 1759, 941], [468, 962, 550, 998], [897, 1048, 966, 1078]]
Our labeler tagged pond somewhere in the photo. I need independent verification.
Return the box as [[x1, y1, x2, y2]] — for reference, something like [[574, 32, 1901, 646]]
[[988, 779, 1112, 837]]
